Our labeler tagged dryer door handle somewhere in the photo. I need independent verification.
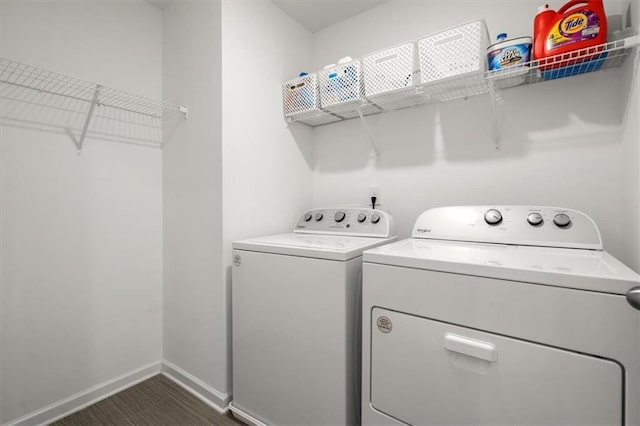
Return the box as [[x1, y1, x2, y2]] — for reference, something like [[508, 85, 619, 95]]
[[627, 286, 640, 311], [444, 333, 497, 362]]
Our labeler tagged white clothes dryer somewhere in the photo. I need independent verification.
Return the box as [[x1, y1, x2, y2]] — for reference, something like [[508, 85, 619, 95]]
[[361, 206, 640, 426], [231, 207, 396, 426]]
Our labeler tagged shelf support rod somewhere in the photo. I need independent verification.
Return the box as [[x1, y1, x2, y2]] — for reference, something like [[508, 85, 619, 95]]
[[76, 84, 101, 153], [284, 116, 293, 128], [179, 105, 189, 120], [357, 105, 380, 161], [488, 81, 502, 151]]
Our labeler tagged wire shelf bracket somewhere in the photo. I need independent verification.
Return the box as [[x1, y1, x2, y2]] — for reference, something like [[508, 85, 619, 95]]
[[73, 84, 101, 153], [487, 80, 502, 151], [357, 104, 380, 161], [179, 105, 189, 120]]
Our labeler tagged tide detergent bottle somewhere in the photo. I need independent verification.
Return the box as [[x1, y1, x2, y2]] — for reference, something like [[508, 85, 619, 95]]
[[534, 0, 607, 78]]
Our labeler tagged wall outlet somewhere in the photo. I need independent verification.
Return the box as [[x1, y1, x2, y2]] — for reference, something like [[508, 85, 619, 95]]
[[369, 185, 381, 209]]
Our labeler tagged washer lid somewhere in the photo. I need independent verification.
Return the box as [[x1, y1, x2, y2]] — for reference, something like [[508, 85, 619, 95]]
[[233, 233, 398, 261], [363, 238, 640, 295]]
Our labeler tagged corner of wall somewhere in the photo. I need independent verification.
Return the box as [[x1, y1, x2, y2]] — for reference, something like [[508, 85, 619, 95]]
[[161, 0, 226, 398]]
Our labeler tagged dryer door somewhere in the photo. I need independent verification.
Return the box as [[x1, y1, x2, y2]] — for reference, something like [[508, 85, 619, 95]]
[[369, 308, 623, 425]]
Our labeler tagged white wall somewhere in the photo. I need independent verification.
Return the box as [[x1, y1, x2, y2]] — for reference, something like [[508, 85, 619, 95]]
[[621, 0, 640, 272], [2, 1, 636, 423], [310, 0, 639, 270], [162, 0, 225, 399], [0, 1, 163, 423], [221, 0, 314, 393]]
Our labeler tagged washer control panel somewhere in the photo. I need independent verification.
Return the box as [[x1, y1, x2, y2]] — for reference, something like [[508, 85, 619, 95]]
[[295, 208, 395, 238], [412, 206, 602, 250]]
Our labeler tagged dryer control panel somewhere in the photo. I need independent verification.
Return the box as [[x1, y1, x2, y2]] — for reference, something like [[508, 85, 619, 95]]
[[294, 208, 395, 238], [411, 206, 602, 250]]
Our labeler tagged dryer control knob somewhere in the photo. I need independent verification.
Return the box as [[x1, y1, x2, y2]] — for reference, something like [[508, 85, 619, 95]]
[[627, 287, 640, 311], [371, 213, 381, 224], [304, 213, 312, 222], [315, 213, 324, 221], [553, 213, 571, 228], [484, 209, 503, 225], [357, 213, 367, 223], [527, 212, 543, 226], [334, 211, 346, 223]]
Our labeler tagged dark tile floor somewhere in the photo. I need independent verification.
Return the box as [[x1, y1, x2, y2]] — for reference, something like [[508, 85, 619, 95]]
[[50, 374, 243, 426]]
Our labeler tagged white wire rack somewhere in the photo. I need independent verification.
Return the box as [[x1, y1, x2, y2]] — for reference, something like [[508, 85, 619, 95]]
[[366, 85, 426, 111], [285, 35, 639, 129], [488, 34, 639, 86], [322, 99, 381, 119], [0, 58, 188, 151], [287, 109, 343, 126], [421, 34, 639, 102]]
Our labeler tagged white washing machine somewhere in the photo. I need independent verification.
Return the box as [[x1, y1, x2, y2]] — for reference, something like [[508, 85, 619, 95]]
[[231, 207, 396, 426], [361, 205, 640, 426]]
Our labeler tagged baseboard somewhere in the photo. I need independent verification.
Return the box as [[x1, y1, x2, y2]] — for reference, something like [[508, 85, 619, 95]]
[[3, 360, 230, 426], [5, 361, 162, 426], [161, 360, 231, 413], [228, 402, 267, 426]]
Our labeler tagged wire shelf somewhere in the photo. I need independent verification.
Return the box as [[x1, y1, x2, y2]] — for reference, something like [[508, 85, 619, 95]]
[[423, 71, 489, 102], [368, 85, 428, 111], [0, 58, 187, 151], [285, 35, 638, 128], [488, 34, 639, 86], [285, 108, 343, 126], [324, 99, 381, 119]]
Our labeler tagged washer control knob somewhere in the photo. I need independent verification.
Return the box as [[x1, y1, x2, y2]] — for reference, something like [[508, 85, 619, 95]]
[[484, 209, 503, 225], [371, 213, 381, 224], [553, 213, 571, 228], [334, 211, 346, 223], [304, 213, 312, 222], [314, 212, 324, 222], [527, 212, 544, 226], [357, 213, 367, 223]]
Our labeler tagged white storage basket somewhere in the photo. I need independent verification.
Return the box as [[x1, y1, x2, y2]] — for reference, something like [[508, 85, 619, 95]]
[[418, 20, 490, 85], [282, 74, 320, 116], [318, 60, 380, 118], [282, 73, 341, 125], [363, 43, 416, 96], [362, 42, 426, 109]]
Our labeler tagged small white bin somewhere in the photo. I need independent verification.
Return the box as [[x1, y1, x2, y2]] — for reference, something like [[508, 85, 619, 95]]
[[418, 20, 490, 85], [282, 73, 341, 125], [363, 42, 425, 109], [318, 60, 380, 118], [282, 73, 320, 117], [363, 43, 416, 97]]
